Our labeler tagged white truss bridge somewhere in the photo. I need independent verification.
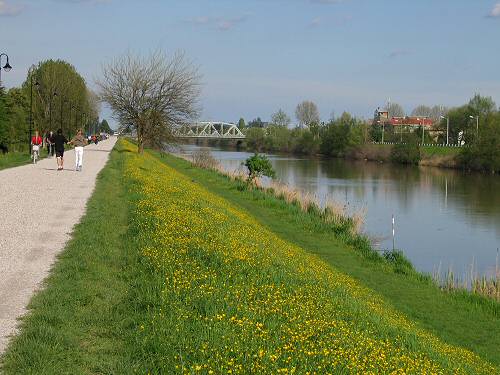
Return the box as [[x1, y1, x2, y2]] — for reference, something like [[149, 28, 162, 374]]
[[176, 122, 245, 139]]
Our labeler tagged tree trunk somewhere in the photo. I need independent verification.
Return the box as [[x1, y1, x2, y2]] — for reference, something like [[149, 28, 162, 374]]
[[137, 124, 144, 154]]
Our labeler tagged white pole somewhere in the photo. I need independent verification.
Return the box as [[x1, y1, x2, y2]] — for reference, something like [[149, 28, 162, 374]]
[[392, 214, 395, 251], [446, 117, 449, 146]]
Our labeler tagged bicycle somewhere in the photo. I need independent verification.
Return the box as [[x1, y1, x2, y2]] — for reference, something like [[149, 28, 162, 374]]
[[32, 144, 40, 164]]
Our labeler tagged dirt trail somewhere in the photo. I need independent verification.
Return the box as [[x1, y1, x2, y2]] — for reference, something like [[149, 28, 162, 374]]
[[0, 137, 117, 353]]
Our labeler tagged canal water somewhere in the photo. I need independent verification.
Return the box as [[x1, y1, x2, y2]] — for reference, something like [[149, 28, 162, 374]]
[[178, 144, 500, 279]]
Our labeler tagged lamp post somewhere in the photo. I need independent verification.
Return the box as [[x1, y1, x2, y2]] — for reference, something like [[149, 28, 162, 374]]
[[0, 53, 12, 85], [440, 115, 449, 146], [28, 65, 39, 153], [469, 115, 479, 138], [419, 117, 428, 146]]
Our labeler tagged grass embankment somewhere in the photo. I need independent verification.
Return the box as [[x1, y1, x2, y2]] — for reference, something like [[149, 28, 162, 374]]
[[155, 150, 500, 367], [0, 152, 38, 170], [355, 144, 460, 167], [2, 139, 498, 373]]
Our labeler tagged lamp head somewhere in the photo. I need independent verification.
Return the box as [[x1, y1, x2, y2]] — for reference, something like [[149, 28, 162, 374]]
[[2, 61, 12, 72]]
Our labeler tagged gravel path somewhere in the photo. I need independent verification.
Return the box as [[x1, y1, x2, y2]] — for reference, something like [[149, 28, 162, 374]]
[[0, 137, 117, 353]]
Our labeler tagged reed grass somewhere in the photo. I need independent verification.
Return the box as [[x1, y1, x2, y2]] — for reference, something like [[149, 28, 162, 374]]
[[434, 254, 500, 302]]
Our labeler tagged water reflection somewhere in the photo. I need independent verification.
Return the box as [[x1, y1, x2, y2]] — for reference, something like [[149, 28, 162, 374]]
[[179, 144, 500, 278]]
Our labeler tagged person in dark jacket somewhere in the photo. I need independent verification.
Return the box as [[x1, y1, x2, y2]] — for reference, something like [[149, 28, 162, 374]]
[[53, 129, 68, 171]]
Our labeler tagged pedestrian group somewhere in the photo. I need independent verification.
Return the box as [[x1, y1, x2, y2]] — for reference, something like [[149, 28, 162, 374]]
[[32, 128, 104, 171]]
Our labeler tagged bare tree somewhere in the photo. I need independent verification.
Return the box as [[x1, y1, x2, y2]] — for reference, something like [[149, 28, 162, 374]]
[[270, 109, 291, 127], [386, 102, 405, 118], [97, 51, 201, 153], [295, 100, 320, 128], [411, 105, 432, 117], [429, 105, 448, 122]]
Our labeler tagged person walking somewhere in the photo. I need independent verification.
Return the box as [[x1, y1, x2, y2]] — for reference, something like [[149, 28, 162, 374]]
[[69, 129, 87, 172], [53, 129, 68, 171], [45, 131, 55, 157]]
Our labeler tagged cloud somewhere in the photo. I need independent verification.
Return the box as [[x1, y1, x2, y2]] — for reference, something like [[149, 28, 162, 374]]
[[309, 16, 322, 28], [388, 49, 411, 58], [308, 14, 352, 28], [0, 0, 23, 16], [487, 2, 500, 17], [186, 15, 249, 31]]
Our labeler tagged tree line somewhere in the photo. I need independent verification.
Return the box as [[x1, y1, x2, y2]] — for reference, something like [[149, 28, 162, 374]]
[[0, 59, 109, 153], [238, 95, 500, 173]]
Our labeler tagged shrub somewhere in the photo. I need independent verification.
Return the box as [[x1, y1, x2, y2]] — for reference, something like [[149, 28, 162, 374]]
[[244, 153, 275, 182], [390, 135, 421, 165], [191, 148, 219, 170], [458, 114, 500, 173]]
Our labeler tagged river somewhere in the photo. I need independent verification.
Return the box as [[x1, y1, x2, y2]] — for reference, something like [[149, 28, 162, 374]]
[[178, 144, 500, 280]]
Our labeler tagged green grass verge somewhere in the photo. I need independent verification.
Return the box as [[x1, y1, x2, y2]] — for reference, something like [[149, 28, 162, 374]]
[[151, 150, 500, 366], [0, 152, 40, 170], [0, 143, 145, 374], [421, 145, 461, 158], [2, 140, 497, 373]]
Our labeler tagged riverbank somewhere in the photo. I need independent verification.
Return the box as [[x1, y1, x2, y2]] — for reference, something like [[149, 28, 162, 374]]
[[163, 147, 500, 363], [2, 139, 498, 373]]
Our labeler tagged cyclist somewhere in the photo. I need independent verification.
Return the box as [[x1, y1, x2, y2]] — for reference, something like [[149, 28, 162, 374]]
[[31, 130, 43, 164]]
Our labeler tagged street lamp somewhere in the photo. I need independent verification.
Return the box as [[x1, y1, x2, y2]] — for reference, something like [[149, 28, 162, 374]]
[[418, 117, 428, 146], [469, 115, 479, 138], [0, 53, 12, 85], [28, 65, 39, 153], [440, 115, 449, 146]]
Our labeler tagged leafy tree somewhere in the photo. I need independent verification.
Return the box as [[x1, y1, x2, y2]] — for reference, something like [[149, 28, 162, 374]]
[[24, 60, 97, 137], [248, 117, 264, 128], [291, 128, 320, 155], [99, 119, 112, 133], [390, 133, 421, 165], [295, 101, 320, 128], [0, 86, 8, 147], [238, 117, 245, 129], [458, 112, 500, 172], [244, 127, 265, 151], [468, 93, 496, 117], [320, 112, 364, 156], [264, 125, 292, 152], [244, 153, 276, 182], [270, 109, 291, 128], [440, 105, 474, 145]]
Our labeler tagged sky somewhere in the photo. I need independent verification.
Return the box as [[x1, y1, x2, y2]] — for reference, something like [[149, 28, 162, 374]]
[[1, 0, 500, 128]]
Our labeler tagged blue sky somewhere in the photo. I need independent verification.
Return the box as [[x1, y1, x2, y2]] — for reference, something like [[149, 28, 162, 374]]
[[1, 0, 500, 127]]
